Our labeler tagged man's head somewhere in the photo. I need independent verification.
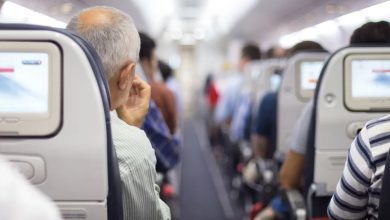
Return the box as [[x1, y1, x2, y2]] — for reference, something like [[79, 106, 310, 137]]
[[158, 60, 172, 82], [266, 46, 286, 59], [67, 6, 140, 110], [239, 43, 261, 72], [139, 32, 158, 81], [350, 21, 390, 44], [288, 41, 326, 57]]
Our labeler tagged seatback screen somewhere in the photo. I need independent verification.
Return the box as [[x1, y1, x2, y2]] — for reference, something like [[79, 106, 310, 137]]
[[300, 61, 324, 90], [351, 60, 390, 98], [0, 52, 49, 116]]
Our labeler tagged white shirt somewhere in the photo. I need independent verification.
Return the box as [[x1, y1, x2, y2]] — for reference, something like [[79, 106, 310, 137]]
[[0, 157, 62, 220], [289, 100, 314, 155], [110, 111, 171, 220]]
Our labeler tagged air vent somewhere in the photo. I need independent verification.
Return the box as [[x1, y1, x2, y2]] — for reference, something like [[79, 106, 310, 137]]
[[61, 209, 87, 219]]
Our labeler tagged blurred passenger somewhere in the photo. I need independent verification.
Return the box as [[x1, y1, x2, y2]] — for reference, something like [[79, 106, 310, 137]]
[[265, 46, 286, 59], [350, 21, 390, 44], [254, 21, 390, 220], [328, 21, 390, 220], [67, 7, 170, 220], [251, 41, 325, 161], [137, 32, 181, 174], [203, 74, 220, 111], [0, 157, 61, 220], [159, 60, 183, 116], [140, 33, 178, 135], [214, 43, 261, 126], [253, 41, 326, 220]]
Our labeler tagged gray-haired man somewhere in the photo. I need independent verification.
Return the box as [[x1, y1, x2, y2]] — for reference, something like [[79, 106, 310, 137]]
[[67, 6, 170, 220]]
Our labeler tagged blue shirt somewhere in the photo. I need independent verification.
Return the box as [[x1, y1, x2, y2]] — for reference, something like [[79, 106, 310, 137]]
[[252, 92, 277, 159], [142, 101, 181, 173], [230, 91, 252, 142], [214, 74, 243, 124]]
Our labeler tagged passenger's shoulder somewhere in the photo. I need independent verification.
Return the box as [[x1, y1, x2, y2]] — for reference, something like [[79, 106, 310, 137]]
[[262, 92, 277, 103], [110, 113, 156, 164], [359, 115, 390, 151], [365, 115, 390, 130]]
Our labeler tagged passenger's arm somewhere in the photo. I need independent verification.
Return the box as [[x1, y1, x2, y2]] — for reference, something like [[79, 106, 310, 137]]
[[328, 130, 373, 220], [117, 75, 151, 127], [142, 101, 181, 172], [279, 101, 313, 189], [251, 134, 268, 159], [251, 94, 272, 159], [214, 88, 235, 126], [163, 88, 178, 135], [279, 150, 305, 190], [120, 157, 171, 220]]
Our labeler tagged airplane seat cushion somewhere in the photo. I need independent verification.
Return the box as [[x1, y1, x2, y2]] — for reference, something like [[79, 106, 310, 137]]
[[0, 24, 122, 220]]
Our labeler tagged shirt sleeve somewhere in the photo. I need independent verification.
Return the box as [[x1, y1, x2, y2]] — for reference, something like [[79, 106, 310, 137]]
[[328, 126, 374, 220], [120, 156, 171, 220], [142, 101, 181, 173], [289, 101, 313, 155], [253, 93, 274, 137], [214, 89, 233, 124]]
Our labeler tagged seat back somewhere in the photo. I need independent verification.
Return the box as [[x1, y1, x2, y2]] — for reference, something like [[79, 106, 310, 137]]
[[305, 46, 390, 217], [0, 24, 122, 220], [277, 52, 328, 154], [248, 59, 286, 117]]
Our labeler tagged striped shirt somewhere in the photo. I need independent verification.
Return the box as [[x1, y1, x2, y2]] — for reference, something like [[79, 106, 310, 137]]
[[111, 112, 171, 220], [328, 115, 390, 220]]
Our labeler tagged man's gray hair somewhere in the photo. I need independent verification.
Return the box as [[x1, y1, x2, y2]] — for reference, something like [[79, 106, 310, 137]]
[[67, 6, 140, 79]]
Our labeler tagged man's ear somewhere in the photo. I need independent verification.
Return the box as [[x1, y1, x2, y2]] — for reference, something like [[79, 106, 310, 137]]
[[118, 62, 136, 90]]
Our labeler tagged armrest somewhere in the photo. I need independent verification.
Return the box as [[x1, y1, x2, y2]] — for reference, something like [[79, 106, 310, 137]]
[[283, 189, 306, 220]]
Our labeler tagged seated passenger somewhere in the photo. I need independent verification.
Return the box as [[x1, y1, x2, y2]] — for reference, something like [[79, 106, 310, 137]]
[[159, 60, 183, 117], [139, 33, 177, 135], [0, 157, 61, 220], [251, 41, 325, 161], [265, 46, 286, 59], [214, 43, 261, 127], [67, 7, 170, 220], [253, 41, 326, 220], [137, 33, 181, 173], [328, 21, 390, 220]]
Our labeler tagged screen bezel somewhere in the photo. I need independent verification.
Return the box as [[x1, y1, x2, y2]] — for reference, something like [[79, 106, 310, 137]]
[[344, 54, 390, 111], [0, 41, 62, 136], [295, 59, 324, 101]]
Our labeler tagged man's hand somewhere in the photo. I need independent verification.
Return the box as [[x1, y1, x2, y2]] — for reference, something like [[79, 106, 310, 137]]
[[117, 75, 151, 127]]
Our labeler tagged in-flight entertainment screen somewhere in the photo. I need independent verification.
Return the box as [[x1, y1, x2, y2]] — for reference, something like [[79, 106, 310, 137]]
[[300, 61, 324, 90], [351, 60, 390, 98], [0, 52, 49, 116]]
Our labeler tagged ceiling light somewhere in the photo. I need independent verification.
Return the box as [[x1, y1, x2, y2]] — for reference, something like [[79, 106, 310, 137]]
[[60, 3, 73, 15], [194, 27, 206, 40], [170, 29, 183, 41]]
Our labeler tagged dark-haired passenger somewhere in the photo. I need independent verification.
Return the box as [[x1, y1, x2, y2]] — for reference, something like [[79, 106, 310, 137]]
[[214, 44, 261, 127]]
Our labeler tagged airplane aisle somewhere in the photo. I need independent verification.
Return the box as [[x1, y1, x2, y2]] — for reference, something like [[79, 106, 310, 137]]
[[179, 116, 237, 220]]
